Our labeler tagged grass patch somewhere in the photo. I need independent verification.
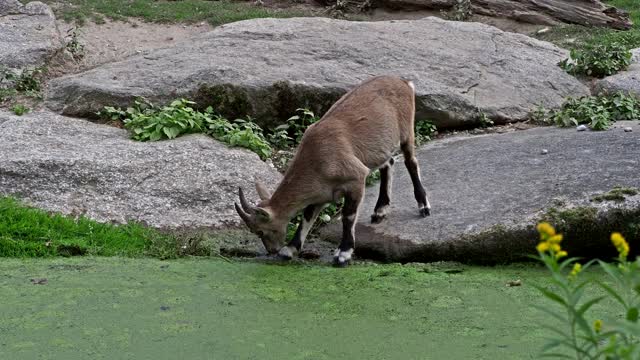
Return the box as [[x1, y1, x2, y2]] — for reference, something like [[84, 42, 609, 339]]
[[0, 197, 161, 257], [35, 0, 311, 26], [534, 1, 640, 51], [591, 187, 639, 203]]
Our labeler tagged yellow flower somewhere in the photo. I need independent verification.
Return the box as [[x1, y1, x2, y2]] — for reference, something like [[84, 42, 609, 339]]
[[611, 232, 630, 258], [550, 243, 562, 253], [594, 319, 602, 333], [611, 232, 625, 247], [537, 222, 556, 238], [537, 242, 550, 253], [556, 250, 568, 259], [548, 234, 563, 244], [570, 263, 582, 277]]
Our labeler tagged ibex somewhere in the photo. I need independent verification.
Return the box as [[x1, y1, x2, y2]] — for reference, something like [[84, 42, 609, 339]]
[[235, 75, 431, 267]]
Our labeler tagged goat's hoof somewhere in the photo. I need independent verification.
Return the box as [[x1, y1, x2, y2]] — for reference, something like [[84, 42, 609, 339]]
[[277, 246, 295, 261], [420, 207, 431, 217], [371, 213, 386, 224], [333, 258, 350, 267], [333, 249, 353, 267]]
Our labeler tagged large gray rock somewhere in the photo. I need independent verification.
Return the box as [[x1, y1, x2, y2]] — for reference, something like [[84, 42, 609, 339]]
[[370, 0, 631, 29], [0, 110, 281, 229], [0, 0, 62, 70], [321, 123, 640, 263], [46, 17, 588, 129]]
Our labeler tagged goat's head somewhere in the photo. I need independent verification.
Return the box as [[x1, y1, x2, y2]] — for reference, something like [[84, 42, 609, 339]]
[[234, 182, 287, 254]]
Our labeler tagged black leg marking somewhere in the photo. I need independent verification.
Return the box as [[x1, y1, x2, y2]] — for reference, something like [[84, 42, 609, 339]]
[[402, 143, 431, 217], [371, 161, 393, 224], [278, 204, 323, 260]]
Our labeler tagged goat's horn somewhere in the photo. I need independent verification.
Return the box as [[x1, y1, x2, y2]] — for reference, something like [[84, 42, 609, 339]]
[[234, 202, 253, 225], [238, 187, 254, 214]]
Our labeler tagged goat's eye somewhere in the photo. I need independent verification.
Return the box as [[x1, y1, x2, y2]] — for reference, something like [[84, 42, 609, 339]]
[[257, 230, 264, 237]]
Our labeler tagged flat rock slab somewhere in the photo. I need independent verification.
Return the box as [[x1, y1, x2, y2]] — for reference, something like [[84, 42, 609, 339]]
[[46, 17, 587, 129], [0, 110, 281, 229], [0, 0, 62, 70], [322, 123, 640, 263]]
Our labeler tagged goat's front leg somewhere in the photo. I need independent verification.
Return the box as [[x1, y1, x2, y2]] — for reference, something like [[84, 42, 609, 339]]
[[278, 204, 324, 260], [334, 185, 365, 267]]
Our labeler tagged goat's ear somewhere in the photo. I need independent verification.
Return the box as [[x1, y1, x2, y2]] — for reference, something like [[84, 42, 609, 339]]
[[255, 181, 272, 201], [255, 207, 272, 223]]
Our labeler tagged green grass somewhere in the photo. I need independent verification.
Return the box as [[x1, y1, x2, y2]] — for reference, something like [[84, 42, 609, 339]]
[[534, 1, 640, 50], [0, 197, 165, 257], [35, 0, 311, 26], [0, 257, 622, 359]]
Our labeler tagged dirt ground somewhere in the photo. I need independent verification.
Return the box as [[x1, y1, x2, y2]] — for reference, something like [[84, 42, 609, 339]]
[[54, 19, 213, 74]]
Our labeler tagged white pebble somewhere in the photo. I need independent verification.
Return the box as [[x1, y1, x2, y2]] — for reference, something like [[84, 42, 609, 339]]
[[576, 125, 588, 132], [541, 149, 548, 155], [624, 127, 633, 132]]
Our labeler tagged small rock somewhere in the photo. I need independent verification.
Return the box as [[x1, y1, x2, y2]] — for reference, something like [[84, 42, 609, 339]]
[[160, 306, 170, 311], [540, 149, 548, 155], [536, 27, 550, 34], [30, 278, 48, 285], [506, 279, 522, 287], [320, 214, 331, 222], [624, 127, 633, 132], [577, 125, 588, 131]]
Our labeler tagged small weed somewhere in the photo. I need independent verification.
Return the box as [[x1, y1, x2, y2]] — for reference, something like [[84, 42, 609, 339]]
[[592, 187, 639, 203], [11, 104, 29, 116], [268, 108, 320, 149], [415, 120, 437, 146], [442, 0, 472, 21], [366, 169, 381, 187], [0, 66, 45, 98], [65, 27, 85, 61], [478, 111, 494, 128], [530, 105, 551, 125], [552, 92, 640, 130]]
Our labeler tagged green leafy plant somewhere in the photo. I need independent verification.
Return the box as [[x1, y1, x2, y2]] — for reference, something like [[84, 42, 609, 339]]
[[533, 222, 640, 359], [478, 111, 494, 128], [65, 27, 85, 61], [531, 104, 551, 125], [11, 104, 29, 116], [416, 120, 437, 146], [552, 92, 640, 130], [442, 0, 472, 21], [269, 108, 321, 148], [99, 99, 272, 159], [560, 42, 632, 78]]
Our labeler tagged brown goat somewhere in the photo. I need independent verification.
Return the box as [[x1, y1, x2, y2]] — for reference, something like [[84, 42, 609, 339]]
[[235, 75, 431, 266]]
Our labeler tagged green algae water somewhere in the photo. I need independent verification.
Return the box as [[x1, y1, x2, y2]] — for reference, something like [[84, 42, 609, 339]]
[[0, 258, 616, 359]]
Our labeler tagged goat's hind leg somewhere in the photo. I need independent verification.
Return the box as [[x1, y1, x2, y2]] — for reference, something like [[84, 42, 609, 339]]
[[278, 204, 324, 260], [401, 142, 431, 217], [371, 158, 394, 224]]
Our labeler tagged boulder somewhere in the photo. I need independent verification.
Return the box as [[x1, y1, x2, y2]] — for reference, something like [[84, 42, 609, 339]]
[[0, 110, 282, 229], [46, 17, 588, 129], [0, 0, 63, 70], [593, 65, 640, 99], [373, 0, 631, 29], [321, 123, 640, 264]]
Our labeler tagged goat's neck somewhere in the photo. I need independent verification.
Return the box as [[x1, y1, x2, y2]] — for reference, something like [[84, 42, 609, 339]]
[[267, 171, 313, 220]]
